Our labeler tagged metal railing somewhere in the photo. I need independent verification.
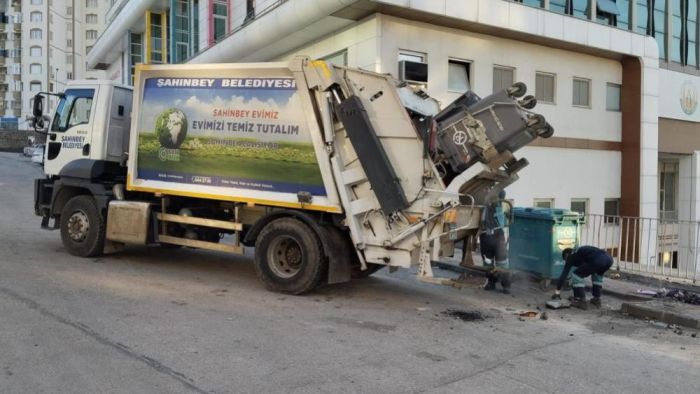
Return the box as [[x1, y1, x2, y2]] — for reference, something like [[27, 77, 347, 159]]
[[580, 214, 699, 283]]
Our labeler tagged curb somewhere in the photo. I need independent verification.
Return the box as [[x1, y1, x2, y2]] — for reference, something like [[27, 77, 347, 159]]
[[621, 301, 700, 329]]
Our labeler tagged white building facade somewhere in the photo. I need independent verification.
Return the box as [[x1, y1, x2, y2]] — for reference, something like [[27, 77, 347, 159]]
[[88, 0, 700, 263]]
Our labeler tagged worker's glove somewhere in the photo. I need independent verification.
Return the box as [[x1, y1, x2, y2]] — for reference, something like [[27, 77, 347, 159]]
[[551, 290, 561, 300]]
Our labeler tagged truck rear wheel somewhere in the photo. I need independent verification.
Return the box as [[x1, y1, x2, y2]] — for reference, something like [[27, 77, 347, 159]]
[[59, 195, 105, 257], [254, 217, 327, 294]]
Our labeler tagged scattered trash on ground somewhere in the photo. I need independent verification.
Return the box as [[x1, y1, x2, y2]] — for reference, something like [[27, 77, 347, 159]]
[[442, 309, 486, 321], [540, 312, 549, 320], [518, 311, 539, 318], [653, 288, 700, 305], [546, 300, 571, 309]]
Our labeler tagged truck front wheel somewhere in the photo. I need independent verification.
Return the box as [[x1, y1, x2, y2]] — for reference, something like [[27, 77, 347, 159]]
[[254, 218, 327, 294], [59, 195, 105, 257]]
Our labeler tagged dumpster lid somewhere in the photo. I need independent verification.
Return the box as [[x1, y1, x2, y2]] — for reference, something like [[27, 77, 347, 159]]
[[513, 207, 581, 221]]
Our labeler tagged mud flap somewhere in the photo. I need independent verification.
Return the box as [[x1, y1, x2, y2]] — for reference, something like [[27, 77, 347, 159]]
[[319, 224, 353, 285]]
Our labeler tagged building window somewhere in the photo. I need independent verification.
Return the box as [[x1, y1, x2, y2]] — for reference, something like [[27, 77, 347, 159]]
[[30, 63, 42, 74], [67, 72, 73, 80], [447, 59, 471, 92], [245, 0, 256, 23], [86, 14, 98, 24], [30, 11, 42, 23], [606, 83, 622, 111], [493, 65, 515, 93], [31, 0, 42, 4], [549, 0, 588, 19], [67, 6, 72, 16], [30, 82, 42, 92], [86, 0, 97, 8], [398, 50, 426, 63], [513, 0, 544, 7], [321, 49, 348, 66], [86, 30, 98, 40], [30, 28, 42, 39], [149, 12, 165, 64], [173, 0, 190, 63], [535, 72, 555, 104], [130, 33, 143, 85], [604, 198, 620, 223], [570, 199, 589, 221], [86, 45, 93, 53], [66, 54, 73, 64], [671, 0, 698, 66], [572, 77, 591, 107], [212, 0, 228, 43], [534, 199, 554, 209], [659, 161, 679, 220], [30, 46, 42, 57], [597, 0, 625, 26], [637, 0, 650, 34], [654, 0, 668, 59]]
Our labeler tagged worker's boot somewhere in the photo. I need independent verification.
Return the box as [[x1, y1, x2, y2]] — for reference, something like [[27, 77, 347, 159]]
[[590, 284, 603, 309], [570, 287, 588, 310], [500, 272, 512, 295], [484, 274, 497, 291]]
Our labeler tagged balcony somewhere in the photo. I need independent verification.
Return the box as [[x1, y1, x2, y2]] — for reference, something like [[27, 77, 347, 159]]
[[11, 91, 20, 100], [12, 73, 20, 81], [0, 22, 6, 32], [6, 109, 20, 117], [0, 57, 4, 66], [13, 23, 21, 32]]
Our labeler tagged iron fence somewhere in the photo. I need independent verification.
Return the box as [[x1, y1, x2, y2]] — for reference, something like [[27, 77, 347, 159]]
[[580, 214, 699, 283]]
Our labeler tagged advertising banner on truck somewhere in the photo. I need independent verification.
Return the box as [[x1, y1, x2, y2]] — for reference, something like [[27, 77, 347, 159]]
[[134, 70, 326, 196]]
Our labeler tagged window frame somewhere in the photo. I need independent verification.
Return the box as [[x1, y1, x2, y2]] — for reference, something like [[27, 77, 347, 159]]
[[447, 58, 472, 93], [572, 77, 592, 108], [533, 198, 554, 209], [493, 65, 515, 94], [535, 71, 556, 104], [320, 49, 348, 67], [606, 82, 622, 112], [570, 198, 589, 224], [30, 11, 42, 23], [604, 198, 621, 224]]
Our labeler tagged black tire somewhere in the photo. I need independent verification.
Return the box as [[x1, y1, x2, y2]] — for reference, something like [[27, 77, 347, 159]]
[[254, 218, 327, 294], [351, 263, 385, 279], [59, 195, 105, 257], [538, 122, 554, 138], [507, 82, 527, 98]]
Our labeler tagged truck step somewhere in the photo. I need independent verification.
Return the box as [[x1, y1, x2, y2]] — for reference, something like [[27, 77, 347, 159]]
[[156, 213, 242, 231], [158, 235, 243, 254]]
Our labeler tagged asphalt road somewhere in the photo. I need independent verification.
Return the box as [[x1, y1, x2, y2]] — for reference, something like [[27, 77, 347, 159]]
[[1, 152, 699, 394]]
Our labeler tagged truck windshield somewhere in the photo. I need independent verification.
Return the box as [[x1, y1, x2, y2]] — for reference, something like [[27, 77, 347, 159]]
[[51, 89, 95, 132]]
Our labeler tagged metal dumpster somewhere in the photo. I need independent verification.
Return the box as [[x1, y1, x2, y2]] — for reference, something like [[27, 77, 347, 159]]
[[509, 207, 582, 283]]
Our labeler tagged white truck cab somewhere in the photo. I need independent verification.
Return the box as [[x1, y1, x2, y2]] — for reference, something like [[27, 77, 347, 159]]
[[43, 80, 132, 177]]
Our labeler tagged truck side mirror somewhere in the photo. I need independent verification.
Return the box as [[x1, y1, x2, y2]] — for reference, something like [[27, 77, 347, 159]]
[[32, 94, 44, 118]]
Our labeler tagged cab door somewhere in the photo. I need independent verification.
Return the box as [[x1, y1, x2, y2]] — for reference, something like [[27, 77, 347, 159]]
[[44, 88, 97, 177]]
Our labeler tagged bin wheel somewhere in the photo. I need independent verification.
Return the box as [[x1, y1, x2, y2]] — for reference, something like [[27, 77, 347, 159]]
[[254, 217, 327, 294], [538, 122, 554, 139], [507, 82, 527, 98], [59, 195, 105, 257], [519, 95, 537, 109]]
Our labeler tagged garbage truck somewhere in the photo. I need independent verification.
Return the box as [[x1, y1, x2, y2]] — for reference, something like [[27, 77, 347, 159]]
[[32, 57, 553, 294]]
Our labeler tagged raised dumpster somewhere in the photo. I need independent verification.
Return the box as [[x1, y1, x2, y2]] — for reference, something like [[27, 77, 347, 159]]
[[509, 207, 582, 284]]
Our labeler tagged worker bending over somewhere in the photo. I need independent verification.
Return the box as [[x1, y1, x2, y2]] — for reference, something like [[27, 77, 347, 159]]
[[553, 246, 613, 309]]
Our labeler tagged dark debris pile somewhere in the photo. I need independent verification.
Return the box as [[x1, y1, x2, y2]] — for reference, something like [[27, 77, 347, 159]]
[[654, 288, 700, 305]]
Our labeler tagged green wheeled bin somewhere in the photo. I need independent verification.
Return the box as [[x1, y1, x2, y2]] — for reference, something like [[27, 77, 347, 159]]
[[509, 207, 582, 287]]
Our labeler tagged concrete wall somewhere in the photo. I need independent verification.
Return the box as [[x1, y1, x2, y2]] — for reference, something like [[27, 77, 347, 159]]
[[0, 130, 46, 152]]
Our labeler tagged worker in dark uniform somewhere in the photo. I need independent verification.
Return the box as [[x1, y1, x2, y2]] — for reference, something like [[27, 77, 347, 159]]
[[481, 190, 512, 294], [553, 246, 613, 309]]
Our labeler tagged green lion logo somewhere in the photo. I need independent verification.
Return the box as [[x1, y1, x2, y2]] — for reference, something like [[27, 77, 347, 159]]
[[155, 108, 188, 149]]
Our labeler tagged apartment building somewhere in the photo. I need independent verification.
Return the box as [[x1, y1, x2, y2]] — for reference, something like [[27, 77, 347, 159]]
[[0, 0, 110, 129]]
